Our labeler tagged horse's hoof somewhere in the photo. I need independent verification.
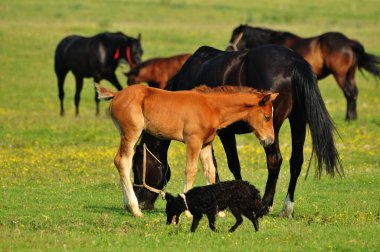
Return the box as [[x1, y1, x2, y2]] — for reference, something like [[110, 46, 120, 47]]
[[268, 206, 274, 213], [217, 211, 226, 218], [278, 209, 293, 218], [133, 211, 144, 218], [185, 210, 193, 218]]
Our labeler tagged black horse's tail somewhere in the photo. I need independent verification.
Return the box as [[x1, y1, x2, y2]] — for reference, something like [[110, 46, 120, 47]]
[[350, 40, 380, 79], [291, 57, 343, 177]]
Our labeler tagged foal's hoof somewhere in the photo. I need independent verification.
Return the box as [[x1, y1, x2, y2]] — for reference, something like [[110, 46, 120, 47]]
[[185, 210, 193, 218], [217, 211, 226, 218], [133, 211, 144, 218]]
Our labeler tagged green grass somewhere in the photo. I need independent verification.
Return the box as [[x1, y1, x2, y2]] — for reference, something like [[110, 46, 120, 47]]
[[1, 0, 380, 251]]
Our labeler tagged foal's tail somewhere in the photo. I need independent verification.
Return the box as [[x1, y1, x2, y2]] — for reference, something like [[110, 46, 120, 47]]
[[95, 83, 116, 100], [350, 40, 380, 79], [292, 57, 344, 177]]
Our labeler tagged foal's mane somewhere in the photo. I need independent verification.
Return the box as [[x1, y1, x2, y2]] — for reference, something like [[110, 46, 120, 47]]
[[193, 85, 268, 97]]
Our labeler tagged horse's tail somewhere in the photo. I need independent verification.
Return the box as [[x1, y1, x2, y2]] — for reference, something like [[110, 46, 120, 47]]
[[95, 83, 116, 100], [350, 40, 380, 79], [291, 57, 343, 177]]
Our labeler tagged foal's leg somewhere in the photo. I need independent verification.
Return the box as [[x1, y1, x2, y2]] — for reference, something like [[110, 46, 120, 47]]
[[279, 112, 306, 218], [184, 137, 203, 192], [206, 213, 217, 232], [74, 75, 84, 116], [200, 144, 216, 185], [114, 131, 144, 217]]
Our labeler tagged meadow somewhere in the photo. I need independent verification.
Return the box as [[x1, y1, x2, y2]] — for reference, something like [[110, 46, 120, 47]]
[[1, 0, 380, 251]]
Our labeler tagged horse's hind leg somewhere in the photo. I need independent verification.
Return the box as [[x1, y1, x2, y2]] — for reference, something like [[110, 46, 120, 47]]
[[56, 69, 68, 116], [279, 112, 306, 218], [333, 67, 358, 121], [74, 75, 84, 116], [200, 144, 216, 185], [114, 131, 144, 217]]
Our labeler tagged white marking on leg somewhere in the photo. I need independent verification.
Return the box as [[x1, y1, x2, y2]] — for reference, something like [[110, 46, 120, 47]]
[[278, 194, 294, 218]]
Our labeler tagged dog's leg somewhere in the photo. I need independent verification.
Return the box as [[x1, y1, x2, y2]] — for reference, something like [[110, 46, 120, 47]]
[[243, 211, 259, 232], [206, 213, 217, 232], [229, 207, 243, 232], [190, 213, 203, 232]]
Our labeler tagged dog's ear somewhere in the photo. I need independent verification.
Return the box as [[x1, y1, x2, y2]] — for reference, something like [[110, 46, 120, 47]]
[[165, 193, 174, 201]]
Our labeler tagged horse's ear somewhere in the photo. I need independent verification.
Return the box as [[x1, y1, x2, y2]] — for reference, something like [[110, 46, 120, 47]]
[[137, 33, 141, 41], [259, 93, 279, 106]]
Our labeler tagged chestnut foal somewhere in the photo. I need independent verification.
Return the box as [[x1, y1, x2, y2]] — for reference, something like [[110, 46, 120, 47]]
[[96, 84, 278, 217]]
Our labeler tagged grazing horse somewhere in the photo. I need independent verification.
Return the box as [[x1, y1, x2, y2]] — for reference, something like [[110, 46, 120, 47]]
[[125, 54, 191, 89], [95, 83, 278, 217], [54, 32, 143, 116], [132, 45, 343, 218], [226, 25, 380, 120]]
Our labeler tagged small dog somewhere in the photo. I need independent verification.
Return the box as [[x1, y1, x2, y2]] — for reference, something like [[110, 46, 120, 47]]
[[165, 180, 268, 232]]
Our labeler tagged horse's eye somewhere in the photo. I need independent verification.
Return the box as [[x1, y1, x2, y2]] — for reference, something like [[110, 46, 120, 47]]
[[264, 114, 270, 121]]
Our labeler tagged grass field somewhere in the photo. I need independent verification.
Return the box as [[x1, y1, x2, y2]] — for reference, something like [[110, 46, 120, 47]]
[[1, 0, 380, 251]]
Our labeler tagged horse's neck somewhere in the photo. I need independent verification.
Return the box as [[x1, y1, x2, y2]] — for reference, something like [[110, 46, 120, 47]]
[[209, 95, 254, 129]]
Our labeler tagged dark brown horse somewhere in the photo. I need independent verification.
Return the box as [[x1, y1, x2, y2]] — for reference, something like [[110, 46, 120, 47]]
[[227, 25, 380, 120], [125, 54, 191, 89], [131, 45, 343, 218], [54, 32, 143, 116]]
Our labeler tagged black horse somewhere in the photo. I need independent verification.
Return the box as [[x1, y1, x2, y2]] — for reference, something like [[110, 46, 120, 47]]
[[226, 25, 380, 121], [132, 45, 343, 217], [54, 32, 143, 116]]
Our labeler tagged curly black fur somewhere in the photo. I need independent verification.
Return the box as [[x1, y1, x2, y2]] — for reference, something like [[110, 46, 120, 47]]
[[165, 180, 268, 232]]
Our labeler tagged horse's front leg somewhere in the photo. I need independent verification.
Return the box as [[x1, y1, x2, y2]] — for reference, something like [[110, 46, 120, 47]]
[[263, 138, 282, 212], [278, 114, 306, 218], [115, 133, 143, 217], [200, 144, 216, 185], [184, 137, 203, 192], [218, 131, 242, 180]]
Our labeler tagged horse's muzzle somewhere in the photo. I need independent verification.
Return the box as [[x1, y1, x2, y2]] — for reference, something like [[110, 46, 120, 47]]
[[260, 137, 274, 147]]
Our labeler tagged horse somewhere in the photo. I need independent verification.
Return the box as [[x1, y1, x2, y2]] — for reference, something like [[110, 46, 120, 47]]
[[125, 54, 191, 89], [226, 24, 380, 121], [95, 83, 278, 217], [54, 32, 143, 116], [132, 45, 343, 218]]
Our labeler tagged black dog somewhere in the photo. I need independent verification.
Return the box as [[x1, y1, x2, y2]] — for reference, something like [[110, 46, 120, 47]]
[[165, 180, 268, 232]]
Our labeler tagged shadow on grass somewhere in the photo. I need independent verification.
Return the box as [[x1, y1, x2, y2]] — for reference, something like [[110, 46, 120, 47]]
[[84, 205, 166, 215]]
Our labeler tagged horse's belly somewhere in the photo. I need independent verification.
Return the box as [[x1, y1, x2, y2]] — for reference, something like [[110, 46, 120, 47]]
[[144, 121, 184, 142]]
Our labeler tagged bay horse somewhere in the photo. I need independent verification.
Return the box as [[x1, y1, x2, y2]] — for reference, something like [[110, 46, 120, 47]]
[[132, 45, 343, 218], [96, 83, 278, 217], [226, 25, 380, 120], [125, 53, 191, 90], [54, 32, 143, 116]]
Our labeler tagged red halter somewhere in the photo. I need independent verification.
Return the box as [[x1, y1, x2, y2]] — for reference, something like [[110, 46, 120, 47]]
[[126, 47, 135, 68], [113, 47, 135, 68]]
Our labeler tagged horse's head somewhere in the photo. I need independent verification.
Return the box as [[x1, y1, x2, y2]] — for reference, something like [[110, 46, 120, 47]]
[[132, 140, 170, 210], [127, 33, 143, 67], [247, 92, 279, 147], [124, 62, 149, 85], [226, 25, 248, 51]]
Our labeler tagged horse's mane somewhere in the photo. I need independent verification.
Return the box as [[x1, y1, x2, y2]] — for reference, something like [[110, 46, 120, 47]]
[[193, 85, 268, 96], [235, 25, 299, 45]]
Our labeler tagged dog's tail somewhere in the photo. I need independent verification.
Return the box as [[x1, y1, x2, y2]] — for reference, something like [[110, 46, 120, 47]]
[[95, 83, 116, 100]]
